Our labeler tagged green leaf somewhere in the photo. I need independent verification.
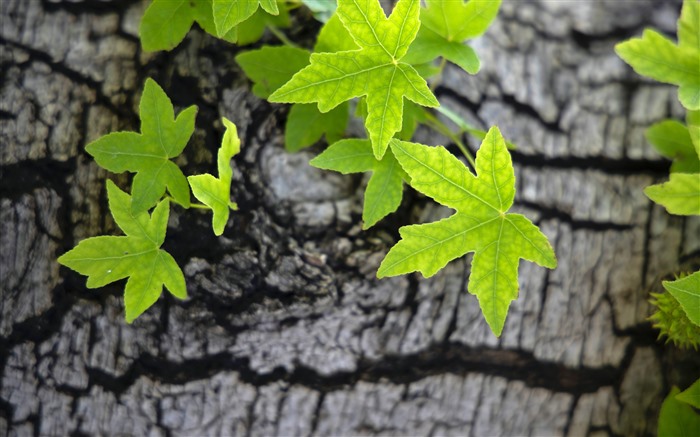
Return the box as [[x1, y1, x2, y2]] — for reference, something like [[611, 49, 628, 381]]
[[269, 0, 439, 159], [688, 110, 700, 158], [421, 0, 501, 42], [658, 386, 700, 437], [236, 45, 311, 99], [314, 12, 357, 53], [677, 378, 700, 409], [86, 79, 196, 213], [139, 0, 237, 52], [644, 173, 700, 215], [377, 127, 557, 336], [213, 0, 279, 37], [404, 26, 480, 74], [645, 120, 700, 173], [678, 0, 700, 51], [285, 103, 348, 152], [311, 139, 408, 228], [663, 270, 700, 327], [302, 0, 337, 23], [615, 29, 700, 111], [188, 118, 241, 236], [58, 181, 186, 323], [237, 6, 289, 45]]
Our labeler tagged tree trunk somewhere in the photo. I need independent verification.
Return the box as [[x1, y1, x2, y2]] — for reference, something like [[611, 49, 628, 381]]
[[1, 0, 697, 435]]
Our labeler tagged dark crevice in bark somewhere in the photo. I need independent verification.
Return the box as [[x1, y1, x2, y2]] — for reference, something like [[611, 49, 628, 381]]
[[0, 37, 135, 123], [510, 149, 671, 175], [516, 199, 634, 232], [0, 158, 75, 201]]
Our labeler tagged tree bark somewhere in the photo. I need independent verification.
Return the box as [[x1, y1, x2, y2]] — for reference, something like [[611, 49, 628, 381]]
[[1, 0, 698, 436]]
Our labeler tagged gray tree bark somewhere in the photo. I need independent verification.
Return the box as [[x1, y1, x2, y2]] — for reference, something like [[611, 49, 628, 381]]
[[1, 0, 698, 436]]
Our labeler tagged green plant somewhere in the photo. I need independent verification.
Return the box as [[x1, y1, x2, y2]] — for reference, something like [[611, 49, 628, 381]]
[[616, 0, 700, 348], [657, 378, 700, 436], [59, 0, 557, 337]]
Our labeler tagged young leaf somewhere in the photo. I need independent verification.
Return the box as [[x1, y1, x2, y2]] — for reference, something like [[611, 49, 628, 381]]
[[676, 378, 700, 409], [421, 0, 502, 42], [237, 6, 289, 45], [188, 118, 241, 236], [269, 0, 439, 160], [139, 0, 237, 52], [314, 13, 358, 53], [285, 104, 348, 152], [404, 0, 502, 74], [378, 127, 557, 336], [678, 0, 699, 51], [688, 110, 700, 157], [86, 79, 196, 213], [645, 120, 700, 173], [311, 139, 408, 228], [58, 181, 187, 323], [615, 29, 700, 110], [236, 46, 349, 150], [663, 270, 700, 327], [658, 386, 700, 437], [213, 0, 279, 37], [644, 173, 700, 215], [235, 46, 311, 99]]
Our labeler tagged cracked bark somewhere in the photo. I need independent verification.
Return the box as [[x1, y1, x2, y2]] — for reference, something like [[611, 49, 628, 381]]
[[1, 0, 699, 436]]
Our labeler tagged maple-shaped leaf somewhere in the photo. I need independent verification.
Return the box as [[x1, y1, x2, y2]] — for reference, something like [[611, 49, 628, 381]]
[[236, 46, 349, 150], [377, 127, 557, 336], [86, 79, 196, 213], [645, 173, 700, 216], [237, 6, 289, 45], [676, 378, 700, 409], [58, 181, 187, 323], [403, 0, 501, 74], [269, 0, 439, 159], [616, 1, 700, 111], [187, 118, 240, 236], [658, 386, 700, 437], [140, 0, 237, 52], [213, 0, 279, 37], [645, 120, 700, 173], [688, 110, 700, 158], [311, 139, 408, 228], [663, 270, 700, 327]]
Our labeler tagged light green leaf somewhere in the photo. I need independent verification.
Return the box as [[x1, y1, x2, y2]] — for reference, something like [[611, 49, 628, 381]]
[[677, 378, 700, 409], [645, 120, 700, 173], [678, 0, 700, 51], [404, 26, 480, 74], [139, 0, 237, 52], [58, 181, 186, 323], [86, 79, 196, 213], [302, 0, 337, 22], [213, 0, 279, 37], [688, 110, 700, 158], [188, 118, 241, 235], [615, 29, 700, 111], [397, 100, 428, 140], [378, 127, 557, 336], [421, 0, 501, 42], [663, 270, 700, 327], [269, 0, 439, 159], [644, 173, 700, 215], [285, 103, 348, 152], [314, 12, 357, 53], [311, 139, 408, 228], [658, 386, 700, 437], [236, 45, 311, 99], [237, 5, 289, 45]]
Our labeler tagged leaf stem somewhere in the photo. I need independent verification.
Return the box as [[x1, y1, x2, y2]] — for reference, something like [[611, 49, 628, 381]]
[[421, 110, 477, 169], [166, 196, 211, 210], [268, 25, 300, 49]]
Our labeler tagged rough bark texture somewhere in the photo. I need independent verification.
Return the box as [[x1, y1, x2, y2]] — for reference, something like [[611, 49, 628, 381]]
[[1, 0, 699, 436]]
